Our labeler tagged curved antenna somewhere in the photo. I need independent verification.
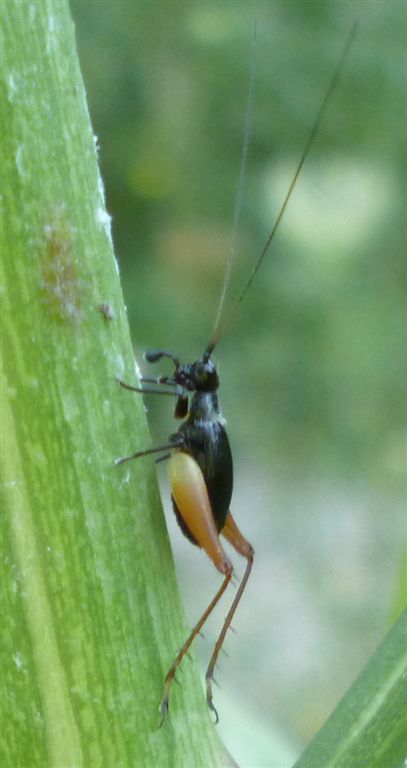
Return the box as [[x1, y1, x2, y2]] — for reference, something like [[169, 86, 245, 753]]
[[205, 23, 358, 360], [205, 22, 257, 362]]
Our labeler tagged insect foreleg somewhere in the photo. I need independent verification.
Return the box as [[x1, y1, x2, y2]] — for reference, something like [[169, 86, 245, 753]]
[[115, 437, 184, 466], [116, 377, 178, 396], [139, 376, 177, 386]]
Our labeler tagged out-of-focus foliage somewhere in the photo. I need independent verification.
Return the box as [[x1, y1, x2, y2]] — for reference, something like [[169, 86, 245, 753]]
[[71, 0, 406, 761], [71, 0, 405, 483]]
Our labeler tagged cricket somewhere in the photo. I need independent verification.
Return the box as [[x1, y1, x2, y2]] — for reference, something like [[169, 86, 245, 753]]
[[116, 25, 356, 724]]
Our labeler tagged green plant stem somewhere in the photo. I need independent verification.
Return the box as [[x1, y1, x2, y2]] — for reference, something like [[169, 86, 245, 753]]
[[1, 1, 232, 765]]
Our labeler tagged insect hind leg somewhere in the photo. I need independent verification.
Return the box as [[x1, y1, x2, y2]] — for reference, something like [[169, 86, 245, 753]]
[[159, 565, 233, 726], [205, 512, 254, 722]]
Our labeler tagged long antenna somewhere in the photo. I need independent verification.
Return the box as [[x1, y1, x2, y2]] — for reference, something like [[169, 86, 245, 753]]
[[207, 22, 257, 358], [205, 23, 357, 360]]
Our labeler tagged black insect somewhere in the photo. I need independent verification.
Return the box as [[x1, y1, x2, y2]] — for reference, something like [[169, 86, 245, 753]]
[[116, 26, 356, 724]]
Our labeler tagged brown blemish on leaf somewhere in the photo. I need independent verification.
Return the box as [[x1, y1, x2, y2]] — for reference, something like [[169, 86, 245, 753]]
[[40, 206, 82, 322], [99, 301, 115, 321]]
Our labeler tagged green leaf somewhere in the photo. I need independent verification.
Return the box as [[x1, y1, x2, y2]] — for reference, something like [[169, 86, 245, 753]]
[[293, 610, 407, 768], [1, 1, 233, 765]]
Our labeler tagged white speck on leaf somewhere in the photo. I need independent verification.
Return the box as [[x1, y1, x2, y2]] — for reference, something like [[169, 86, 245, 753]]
[[134, 359, 143, 382], [6, 73, 18, 102], [46, 11, 58, 55], [115, 355, 125, 378], [5, 479, 18, 489], [13, 652, 24, 671], [33, 450, 47, 467], [16, 145, 26, 177], [118, 470, 130, 489], [62, 392, 79, 423], [97, 173, 106, 204], [95, 206, 112, 245]]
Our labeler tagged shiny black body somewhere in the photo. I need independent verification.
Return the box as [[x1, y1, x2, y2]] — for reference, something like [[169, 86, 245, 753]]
[[146, 350, 234, 546], [172, 400, 233, 545]]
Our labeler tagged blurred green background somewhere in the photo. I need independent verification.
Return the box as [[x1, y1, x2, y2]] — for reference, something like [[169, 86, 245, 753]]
[[70, 1, 406, 764]]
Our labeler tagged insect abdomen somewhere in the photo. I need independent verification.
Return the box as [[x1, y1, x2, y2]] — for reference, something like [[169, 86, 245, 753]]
[[172, 420, 233, 546]]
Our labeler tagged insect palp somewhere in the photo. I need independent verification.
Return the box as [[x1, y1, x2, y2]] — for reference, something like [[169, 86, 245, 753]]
[[144, 349, 180, 368]]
